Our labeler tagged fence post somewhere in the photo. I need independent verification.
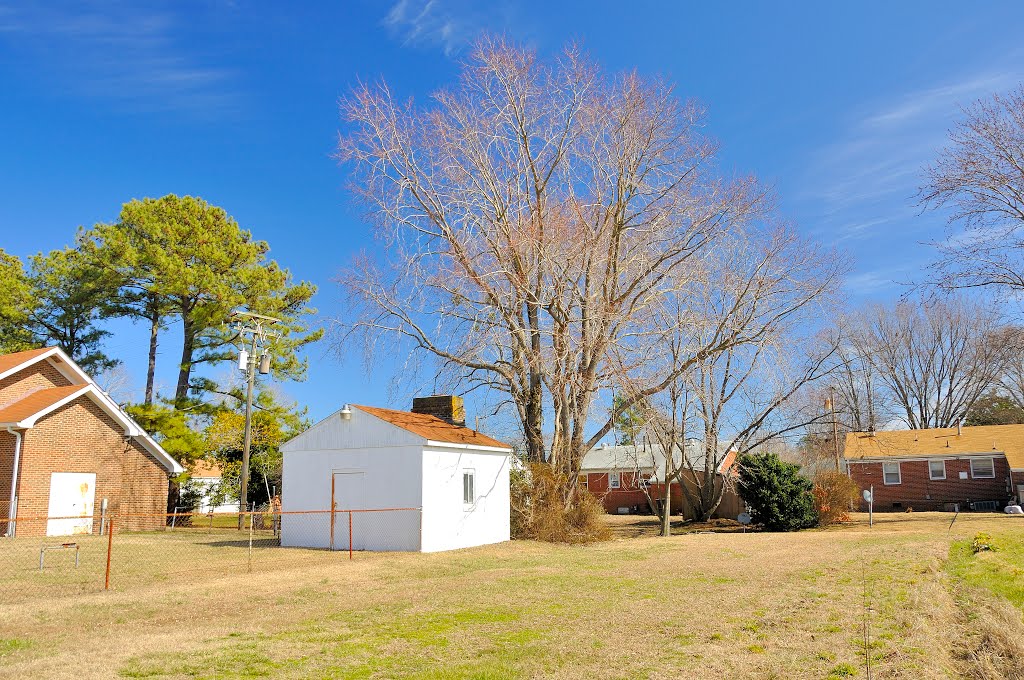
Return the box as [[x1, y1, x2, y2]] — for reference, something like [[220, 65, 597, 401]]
[[349, 511, 353, 561], [248, 511, 254, 573], [104, 518, 114, 591]]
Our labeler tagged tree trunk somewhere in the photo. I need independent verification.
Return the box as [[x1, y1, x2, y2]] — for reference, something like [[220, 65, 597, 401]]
[[145, 303, 159, 405], [661, 454, 671, 537], [175, 315, 194, 405]]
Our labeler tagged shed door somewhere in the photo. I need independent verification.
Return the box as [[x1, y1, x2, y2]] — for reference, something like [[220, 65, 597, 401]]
[[46, 472, 96, 536], [331, 471, 365, 551]]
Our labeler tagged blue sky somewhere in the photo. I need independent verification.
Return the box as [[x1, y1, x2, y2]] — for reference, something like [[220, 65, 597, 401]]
[[1, 1, 1023, 422]]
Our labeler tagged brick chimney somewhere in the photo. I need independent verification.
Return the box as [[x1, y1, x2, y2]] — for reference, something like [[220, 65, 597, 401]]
[[411, 395, 466, 427]]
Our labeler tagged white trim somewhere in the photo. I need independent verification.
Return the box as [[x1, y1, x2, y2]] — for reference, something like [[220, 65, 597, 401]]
[[11, 385, 92, 427], [970, 457, 996, 479], [462, 469, 476, 507], [425, 440, 512, 454], [0, 348, 183, 475], [846, 453, 1005, 464], [608, 471, 621, 489], [882, 461, 901, 485], [928, 459, 946, 481]]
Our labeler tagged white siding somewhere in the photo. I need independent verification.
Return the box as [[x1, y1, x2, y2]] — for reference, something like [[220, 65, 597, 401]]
[[280, 406, 422, 453], [420, 446, 510, 553], [280, 404, 511, 553], [280, 445, 423, 550]]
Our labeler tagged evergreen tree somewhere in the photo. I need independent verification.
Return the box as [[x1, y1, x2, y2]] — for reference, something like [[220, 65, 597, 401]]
[[736, 452, 818, 531]]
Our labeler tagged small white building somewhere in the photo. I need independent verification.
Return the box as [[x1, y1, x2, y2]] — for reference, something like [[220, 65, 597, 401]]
[[280, 397, 512, 553]]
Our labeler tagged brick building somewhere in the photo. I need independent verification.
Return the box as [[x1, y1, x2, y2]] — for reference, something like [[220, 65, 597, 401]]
[[0, 347, 182, 537], [844, 425, 1024, 512], [579, 441, 743, 520]]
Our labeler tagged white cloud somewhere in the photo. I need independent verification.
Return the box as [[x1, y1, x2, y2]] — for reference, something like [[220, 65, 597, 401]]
[[382, 0, 515, 56], [801, 69, 1022, 242], [0, 2, 237, 114]]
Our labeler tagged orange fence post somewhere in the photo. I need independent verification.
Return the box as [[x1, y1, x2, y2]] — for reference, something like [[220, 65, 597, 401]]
[[104, 518, 114, 591], [329, 474, 336, 551], [349, 511, 353, 561]]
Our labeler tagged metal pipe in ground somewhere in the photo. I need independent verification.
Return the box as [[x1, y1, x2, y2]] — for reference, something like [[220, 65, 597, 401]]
[[104, 518, 114, 590], [349, 511, 353, 561], [248, 512, 254, 573]]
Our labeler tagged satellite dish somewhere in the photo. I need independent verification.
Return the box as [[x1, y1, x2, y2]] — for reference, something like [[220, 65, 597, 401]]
[[737, 512, 751, 525], [862, 489, 873, 502]]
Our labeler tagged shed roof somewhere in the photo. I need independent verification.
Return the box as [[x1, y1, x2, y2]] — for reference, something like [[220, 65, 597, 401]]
[[844, 424, 1024, 470], [354, 404, 511, 450]]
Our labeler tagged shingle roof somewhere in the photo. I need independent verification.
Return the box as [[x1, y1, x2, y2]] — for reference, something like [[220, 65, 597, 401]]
[[190, 459, 223, 478], [0, 347, 53, 376], [844, 424, 1024, 470], [0, 385, 89, 425], [581, 441, 736, 480], [354, 404, 511, 450]]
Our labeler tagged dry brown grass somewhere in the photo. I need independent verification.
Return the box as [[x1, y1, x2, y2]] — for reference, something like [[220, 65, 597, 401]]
[[0, 512, 1020, 679]]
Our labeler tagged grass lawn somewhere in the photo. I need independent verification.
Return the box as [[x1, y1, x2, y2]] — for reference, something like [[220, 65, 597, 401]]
[[0, 512, 1022, 679]]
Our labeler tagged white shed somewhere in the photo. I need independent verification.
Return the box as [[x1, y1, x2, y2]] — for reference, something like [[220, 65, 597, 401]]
[[279, 398, 512, 553]]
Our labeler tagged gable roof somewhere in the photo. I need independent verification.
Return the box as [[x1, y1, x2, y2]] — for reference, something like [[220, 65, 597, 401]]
[[581, 440, 737, 480], [0, 347, 54, 376], [190, 459, 223, 478], [0, 346, 183, 474], [354, 404, 511, 450], [0, 385, 91, 425], [844, 424, 1024, 471]]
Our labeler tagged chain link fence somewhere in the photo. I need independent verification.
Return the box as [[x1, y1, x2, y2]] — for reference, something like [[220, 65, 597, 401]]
[[0, 507, 420, 603]]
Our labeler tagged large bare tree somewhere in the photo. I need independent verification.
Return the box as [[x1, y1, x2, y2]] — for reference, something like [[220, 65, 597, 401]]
[[921, 85, 1024, 294], [335, 37, 834, 497], [615, 225, 845, 528], [848, 298, 1013, 429]]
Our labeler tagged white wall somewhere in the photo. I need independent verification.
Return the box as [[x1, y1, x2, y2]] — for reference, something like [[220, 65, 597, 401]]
[[420, 445, 511, 553], [281, 407, 427, 551]]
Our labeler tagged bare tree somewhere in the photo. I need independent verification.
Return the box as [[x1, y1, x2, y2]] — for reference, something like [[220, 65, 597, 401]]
[[849, 297, 1012, 429], [618, 225, 845, 526], [921, 85, 1024, 295], [335, 36, 794, 490]]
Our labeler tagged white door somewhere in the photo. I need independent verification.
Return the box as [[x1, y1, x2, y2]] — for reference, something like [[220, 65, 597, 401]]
[[46, 472, 96, 536], [331, 471, 365, 551], [1018, 484, 1024, 505]]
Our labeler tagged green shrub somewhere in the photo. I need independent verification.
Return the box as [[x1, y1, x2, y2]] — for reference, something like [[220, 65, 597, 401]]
[[736, 453, 818, 531]]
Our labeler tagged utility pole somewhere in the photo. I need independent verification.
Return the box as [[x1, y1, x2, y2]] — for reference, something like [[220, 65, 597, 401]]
[[232, 311, 280, 529]]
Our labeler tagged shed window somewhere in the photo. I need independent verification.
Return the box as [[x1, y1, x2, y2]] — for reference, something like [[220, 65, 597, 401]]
[[578, 474, 588, 490], [928, 460, 946, 481], [609, 472, 621, 489], [882, 462, 901, 485], [463, 470, 475, 505], [970, 457, 995, 479]]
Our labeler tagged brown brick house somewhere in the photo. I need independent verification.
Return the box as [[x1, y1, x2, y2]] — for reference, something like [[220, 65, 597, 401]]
[[579, 441, 743, 520], [0, 347, 182, 537], [844, 425, 1024, 512]]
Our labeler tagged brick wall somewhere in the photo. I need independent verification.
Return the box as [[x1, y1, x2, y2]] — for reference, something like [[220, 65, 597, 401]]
[[848, 456, 1012, 511], [583, 470, 742, 519], [0, 361, 72, 405], [5, 395, 169, 536]]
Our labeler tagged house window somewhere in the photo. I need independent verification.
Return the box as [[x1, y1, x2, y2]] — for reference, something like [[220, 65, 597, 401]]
[[928, 460, 946, 481], [970, 457, 995, 479], [462, 470, 475, 505], [578, 474, 588, 490], [882, 462, 901, 485], [609, 472, 621, 489]]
